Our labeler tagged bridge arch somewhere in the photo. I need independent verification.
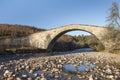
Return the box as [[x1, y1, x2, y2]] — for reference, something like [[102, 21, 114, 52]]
[[46, 24, 107, 52], [47, 30, 101, 52], [0, 24, 117, 52]]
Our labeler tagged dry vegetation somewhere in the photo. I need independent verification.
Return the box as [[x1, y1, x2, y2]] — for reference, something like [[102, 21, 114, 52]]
[[53, 35, 104, 52], [0, 24, 45, 39], [102, 27, 120, 54], [0, 24, 104, 53]]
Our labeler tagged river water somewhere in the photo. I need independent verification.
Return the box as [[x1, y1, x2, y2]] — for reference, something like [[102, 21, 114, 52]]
[[55, 48, 95, 55], [55, 48, 96, 74]]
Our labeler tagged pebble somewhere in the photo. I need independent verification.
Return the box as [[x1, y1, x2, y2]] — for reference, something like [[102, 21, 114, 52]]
[[16, 78, 22, 80], [35, 77, 41, 80], [27, 78, 32, 80], [106, 68, 112, 74], [29, 70, 33, 74], [89, 74, 93, 80], [26, 65, 30, 69], [107, 75, 114, 79], [7, 77, 14, 80], [0, 52, 120, 80], [33, 73, 38, 77], [54, 74, 59, 79], [40, 77, 47, 80], [57, 64, 62, 69], [4, 70, 11, 77], [22, 74, 27, 78]]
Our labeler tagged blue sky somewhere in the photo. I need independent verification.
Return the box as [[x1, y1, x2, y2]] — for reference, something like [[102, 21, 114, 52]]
[[0, 0, 120, 35]]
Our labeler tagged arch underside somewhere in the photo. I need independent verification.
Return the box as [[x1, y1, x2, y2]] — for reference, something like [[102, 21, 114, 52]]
[[47, 29, 104, 52]]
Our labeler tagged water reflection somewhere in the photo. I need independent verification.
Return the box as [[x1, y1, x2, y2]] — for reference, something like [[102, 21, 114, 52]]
[[62, 64, 75, 73], [63, 61, 95, 73]]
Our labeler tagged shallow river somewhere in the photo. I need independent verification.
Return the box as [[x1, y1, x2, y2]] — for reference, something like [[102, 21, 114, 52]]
[[55, 48, 96, 73], [55, 48, 95, 55]]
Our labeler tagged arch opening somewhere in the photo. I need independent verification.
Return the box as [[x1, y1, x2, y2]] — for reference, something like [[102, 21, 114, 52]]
[[47, 29, 105, 52]]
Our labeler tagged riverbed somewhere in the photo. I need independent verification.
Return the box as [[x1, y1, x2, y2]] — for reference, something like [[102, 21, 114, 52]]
[[0, 49, 120, 80]]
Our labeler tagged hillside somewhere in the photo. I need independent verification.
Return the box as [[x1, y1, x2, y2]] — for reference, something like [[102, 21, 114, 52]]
[[0, 24, 45, 39]]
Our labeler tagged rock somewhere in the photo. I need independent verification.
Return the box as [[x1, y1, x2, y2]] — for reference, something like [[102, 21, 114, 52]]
[[107, 75, 114, 79], [49, 73, 54, 78], [0, 65, 4, 68], [4, 70, 11, 77], [54, 68, 59, 72], [27, 78, 32, 80], [115, 71, 119, 75], [0, 51, 120, 79], [89, 74, 93, 80], [77, 74, 82, 78], [12, 74, 16, 77], [21, 65, 25, 69], [35, 77, 41, 80], [41, 73, 45, 77], [29, 70, 33, 74], [22, 74, 27, 78], [26, 65, 30, 69], [4, 66, 8, 70], [114, 75, 118, 79], [57, 64, 62, 69], [52, 68, 60, 74], [54, 74, 59, 79], [68, 77, 71, 80], [33, 73, 38, 77], [7, 77, 14, 80], [100, 73, 104, 76], [43, 69, 47, 72], [106, 68, 112, 74], [16, 77, 22, 80], [106, 65, 110, 68], [40, 77, 47, 80], [58, 60, 62, 63]]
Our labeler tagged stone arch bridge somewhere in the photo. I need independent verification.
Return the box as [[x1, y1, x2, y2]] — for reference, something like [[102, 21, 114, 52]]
[[0, 24, 118, 52]]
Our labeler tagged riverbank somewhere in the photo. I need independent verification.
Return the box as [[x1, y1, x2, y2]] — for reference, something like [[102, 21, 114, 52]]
[[0, 52, 120, 80]]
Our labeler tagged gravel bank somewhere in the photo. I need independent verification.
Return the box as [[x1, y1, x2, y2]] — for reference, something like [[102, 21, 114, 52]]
[[0, 52, 120, 80]]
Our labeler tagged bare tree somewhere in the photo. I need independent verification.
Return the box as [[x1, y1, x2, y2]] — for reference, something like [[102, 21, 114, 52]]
[[106, 2, 120, 30]]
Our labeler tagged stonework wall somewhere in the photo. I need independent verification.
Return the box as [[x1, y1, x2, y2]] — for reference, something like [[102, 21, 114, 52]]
[[0, 24, 117, 52]]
